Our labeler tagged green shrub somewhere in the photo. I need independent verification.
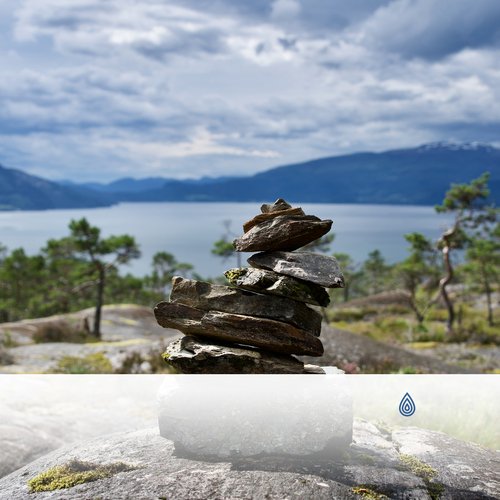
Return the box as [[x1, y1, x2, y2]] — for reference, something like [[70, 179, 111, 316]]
[[375, 317, 409, 336], [384, 304, 411, 315], [33, 322, 96, 344], [426, 309, 449, 322], [0, 347, 14, 366], [458, 317, 500, 344], [330, 307, 377, 322], [1, 330, 18, 348], [51, 353, 113, 374], [413, 324, 446, 343]]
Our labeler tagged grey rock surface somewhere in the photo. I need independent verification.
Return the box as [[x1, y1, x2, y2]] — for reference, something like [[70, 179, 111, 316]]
[[154, 302, 324, 356], [302, 324, 473, 374], [1, 422, 498, 499], [0, 304, 168, 347], [158, 374, 353, 457], [248, 251, 345, 288], [225, 267, 330, 307], [392, 427, 500, 498], [163, 336, 307, 374], [0, 376, 162, 479], [0, 305, 179, 374], [169, 276, 322, 335], [234, 215, 332, 252]]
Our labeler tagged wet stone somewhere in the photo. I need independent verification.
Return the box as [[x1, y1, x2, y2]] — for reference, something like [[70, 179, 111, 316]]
[[243, 207, 305, 233], [154, 302, 324, 356], [169, 276, 322, 336], [260, 198, 292, 213], [248, 251, 344, 288], [234, 215, 333, 252], [163, 336, 307, 374], [224, 267, 330, 307]]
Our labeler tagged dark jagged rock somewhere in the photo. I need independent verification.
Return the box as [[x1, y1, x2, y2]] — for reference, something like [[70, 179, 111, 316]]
[[225, 267, 330, 307], [163, 336, 307, 374], [260, 198, 292, 213], [234, 215, 333, 252], [243, 207, 305, 232], [248, 251, 344, 288], [154, 302, 324, 356], [152, 197, 342, 372], [169, 277, 322, 336]]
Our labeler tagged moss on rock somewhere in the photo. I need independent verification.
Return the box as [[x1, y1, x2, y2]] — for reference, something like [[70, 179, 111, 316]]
[[27, 459, 136, 492], [399, 454, 443, 499], [351, 486, 388, 499], [399, 454, 437, 481]]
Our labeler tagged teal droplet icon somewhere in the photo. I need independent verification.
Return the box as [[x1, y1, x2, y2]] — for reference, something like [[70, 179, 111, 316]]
[[399, 392, 416, 416]]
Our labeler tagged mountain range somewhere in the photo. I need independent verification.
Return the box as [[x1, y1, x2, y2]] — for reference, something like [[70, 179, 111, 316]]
[[1, 142, 499, 210], [0, 164, 111, 210]]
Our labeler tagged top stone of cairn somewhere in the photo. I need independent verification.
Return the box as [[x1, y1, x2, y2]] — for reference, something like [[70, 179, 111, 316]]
[[234, 199, 333, 252]]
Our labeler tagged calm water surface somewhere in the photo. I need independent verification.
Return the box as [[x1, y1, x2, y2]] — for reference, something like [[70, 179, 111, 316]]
[[0, 202, 454, 277]]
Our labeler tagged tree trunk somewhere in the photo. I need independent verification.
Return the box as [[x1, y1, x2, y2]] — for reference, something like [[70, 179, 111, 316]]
[[484, 271, 494, 327], [343, 284, 349, 302], [93, 266, 105, 337], [439, 244, 455, 335], [409, 298, 424, 325]]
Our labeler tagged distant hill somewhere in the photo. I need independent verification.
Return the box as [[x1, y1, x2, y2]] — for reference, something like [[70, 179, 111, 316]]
[[3, 142, 500, 210], [117, 142, 499, 205], [59, 176, 242, 193], [0, 164, 111, 211], [128, 144, 500, 205]]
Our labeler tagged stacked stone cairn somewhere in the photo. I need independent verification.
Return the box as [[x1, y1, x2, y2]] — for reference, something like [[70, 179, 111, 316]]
[[154, 198, 344, 374]]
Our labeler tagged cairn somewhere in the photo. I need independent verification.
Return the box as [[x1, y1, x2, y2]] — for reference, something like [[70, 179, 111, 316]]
[[154, 198, 344, 374]]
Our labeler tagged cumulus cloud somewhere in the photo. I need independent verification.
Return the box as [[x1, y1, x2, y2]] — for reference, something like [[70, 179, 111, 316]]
[[271, 0, 301, 20], [13, 0, 234, 61], [99, 128, 280, 162], [361, 0, 500, 60], [0, 0, 499, 181]]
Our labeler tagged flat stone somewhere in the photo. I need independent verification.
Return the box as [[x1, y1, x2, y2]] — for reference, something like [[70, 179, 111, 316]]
[[234, 215, 333, 252], [163, 336, 307, 374], [169, 276, 322, 336], [154, 302, 324, 356], [248, 251, 345, 288], [3, 423, 499, 499], [303, 364, 327, 374], [260, 198, 292, 213], [243, 207, 305, 232], [225, 267, 330, 307], [158, 374, 352, 458]]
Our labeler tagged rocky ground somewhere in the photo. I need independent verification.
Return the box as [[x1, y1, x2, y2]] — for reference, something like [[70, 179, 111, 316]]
[[0, 304, 474, 374], [0, 421, 498, 499], [303, 326, 472, 374], [0, 305, 179, 373], [0, 375, 163, 478]]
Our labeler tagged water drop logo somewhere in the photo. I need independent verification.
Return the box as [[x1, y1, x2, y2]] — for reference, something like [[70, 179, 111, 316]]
[[399, 392, 416, 417]]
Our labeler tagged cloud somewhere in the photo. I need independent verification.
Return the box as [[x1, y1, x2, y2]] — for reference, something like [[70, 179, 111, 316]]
[[361, 0, 500, 60], [13, 0, 233, 61], [99, 128, 280, 161], [271, 0, 301, 20], [1, 0, 499, 182]]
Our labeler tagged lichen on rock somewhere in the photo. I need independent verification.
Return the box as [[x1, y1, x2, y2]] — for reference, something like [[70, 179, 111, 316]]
[[27, 459, 136, 492]]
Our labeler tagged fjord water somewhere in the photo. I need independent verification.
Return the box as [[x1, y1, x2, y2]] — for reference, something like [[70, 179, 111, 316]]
[[0, 202, 453, 278]]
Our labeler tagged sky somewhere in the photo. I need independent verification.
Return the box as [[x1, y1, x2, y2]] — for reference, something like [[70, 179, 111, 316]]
[[1, 0, 500, 182]]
